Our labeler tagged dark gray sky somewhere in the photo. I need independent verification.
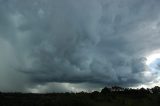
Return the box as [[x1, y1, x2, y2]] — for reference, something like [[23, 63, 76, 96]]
[[0, 0, 160, 93]]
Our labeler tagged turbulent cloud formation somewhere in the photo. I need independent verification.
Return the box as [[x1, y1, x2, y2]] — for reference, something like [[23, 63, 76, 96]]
[[0, 0, 160, 92]]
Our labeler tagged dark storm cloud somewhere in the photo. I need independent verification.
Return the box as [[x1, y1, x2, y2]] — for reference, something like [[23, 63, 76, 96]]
[[0, 0, 160, 92]]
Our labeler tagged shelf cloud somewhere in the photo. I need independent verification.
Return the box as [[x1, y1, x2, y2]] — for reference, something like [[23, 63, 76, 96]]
[[0, 0, 160, 92]]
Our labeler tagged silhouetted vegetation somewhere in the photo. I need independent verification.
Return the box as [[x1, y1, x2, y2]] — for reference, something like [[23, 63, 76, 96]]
[[0, 86, 160, 106]]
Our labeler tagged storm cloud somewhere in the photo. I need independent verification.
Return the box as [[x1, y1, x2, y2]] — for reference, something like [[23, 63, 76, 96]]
[[0, 0, 160, 92]]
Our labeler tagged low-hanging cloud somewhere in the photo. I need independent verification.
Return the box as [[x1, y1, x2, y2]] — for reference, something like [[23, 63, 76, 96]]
[[0, 0, 160, 92]]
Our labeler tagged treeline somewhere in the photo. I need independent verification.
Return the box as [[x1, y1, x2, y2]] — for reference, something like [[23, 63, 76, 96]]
[[100, 86, 160, 94], [0, 86, 160, 106]]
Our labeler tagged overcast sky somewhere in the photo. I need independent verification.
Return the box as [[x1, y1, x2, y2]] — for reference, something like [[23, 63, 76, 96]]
[[0, 0, 160, 93]]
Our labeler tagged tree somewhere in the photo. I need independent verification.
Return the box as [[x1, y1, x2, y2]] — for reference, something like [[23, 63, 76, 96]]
[[152, 86, 160, 94], [101, 87, 111, 94]]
